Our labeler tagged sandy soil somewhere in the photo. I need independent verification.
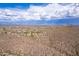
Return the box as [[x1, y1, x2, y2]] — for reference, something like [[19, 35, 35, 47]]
[[0, 26, 79, 56]]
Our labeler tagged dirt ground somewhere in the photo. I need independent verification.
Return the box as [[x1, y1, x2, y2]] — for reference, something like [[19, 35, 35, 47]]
[[0, 26, 79, 56]]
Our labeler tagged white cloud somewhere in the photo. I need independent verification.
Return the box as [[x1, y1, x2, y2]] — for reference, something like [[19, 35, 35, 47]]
[[0, 3, 79, 21]]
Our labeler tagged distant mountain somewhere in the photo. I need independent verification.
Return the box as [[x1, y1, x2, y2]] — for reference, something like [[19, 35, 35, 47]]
[[0, 17, 79, 26]]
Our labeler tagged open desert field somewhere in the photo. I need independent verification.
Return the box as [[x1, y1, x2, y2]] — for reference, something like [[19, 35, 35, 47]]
[[0, 26, 79, 56]]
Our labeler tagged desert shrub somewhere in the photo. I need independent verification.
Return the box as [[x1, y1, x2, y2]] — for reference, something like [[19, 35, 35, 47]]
[[24, 30, 42, 37]]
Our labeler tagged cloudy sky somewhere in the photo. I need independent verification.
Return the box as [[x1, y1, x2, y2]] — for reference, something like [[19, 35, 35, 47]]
[[0, 3, 79, 25]]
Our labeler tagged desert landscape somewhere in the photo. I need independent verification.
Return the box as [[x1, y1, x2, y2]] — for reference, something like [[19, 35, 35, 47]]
[[0, 25, 79, 56]]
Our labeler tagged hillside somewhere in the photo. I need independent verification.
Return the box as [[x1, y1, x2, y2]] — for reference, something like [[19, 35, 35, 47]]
[[0, 26, 79, 56]]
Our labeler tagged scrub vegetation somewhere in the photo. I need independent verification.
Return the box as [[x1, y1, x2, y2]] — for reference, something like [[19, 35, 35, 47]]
[[0, 26, 79, 56]]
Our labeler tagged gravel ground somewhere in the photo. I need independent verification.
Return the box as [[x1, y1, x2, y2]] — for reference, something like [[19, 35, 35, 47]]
[[0, 26, 79, 56]]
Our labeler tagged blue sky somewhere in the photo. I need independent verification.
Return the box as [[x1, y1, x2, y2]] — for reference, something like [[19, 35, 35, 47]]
[[0, 3, 48, 9], [0, 3, 79, 25]]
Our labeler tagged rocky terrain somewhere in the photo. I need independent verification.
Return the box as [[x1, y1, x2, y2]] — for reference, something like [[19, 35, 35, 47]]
[[0, 26, 79, 56]]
